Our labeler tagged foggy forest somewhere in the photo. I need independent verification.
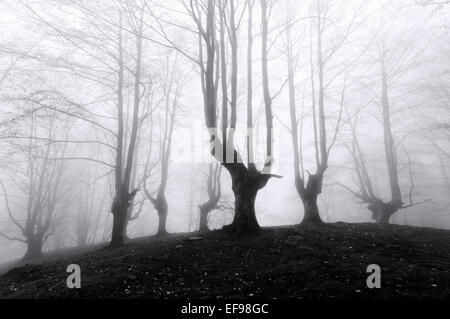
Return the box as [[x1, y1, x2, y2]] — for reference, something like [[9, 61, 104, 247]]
[[0, 0, 449, 301]]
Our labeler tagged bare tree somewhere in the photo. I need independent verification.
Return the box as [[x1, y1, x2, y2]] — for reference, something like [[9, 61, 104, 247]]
[[2, 0, 155, 247], [183, 0, 282, 235], [198, 163, 222, 232], [336, 2, 435, 224], [109, 3, 147, 247], [341, 49, 428, 224], [143, 54, 183, 236], [0, 112, 70, 260], [285, 0, 366, 226]]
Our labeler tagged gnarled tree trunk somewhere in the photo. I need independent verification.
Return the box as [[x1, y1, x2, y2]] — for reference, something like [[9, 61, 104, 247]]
[[199, 163, 221, 232], [285, 2, 330, 228], [223, 166, 268, 235], [110, 209, 127, 247], [297, 173, 324, 227], [301, 197, 322, 226], [199, 201, 216, 232], [109, 12, 143, 248], [368, 199, 403, 225], [155, 193, 168, 236], [199, 204, 210, 232], [110, 188, 138, 247], [22, 234, 44, 261], [193, 0, 278, 237], [341, 51, 425, 226]]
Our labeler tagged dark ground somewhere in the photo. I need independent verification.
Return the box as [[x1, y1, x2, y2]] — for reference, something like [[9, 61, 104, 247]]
[[0, 222, 449, 299]]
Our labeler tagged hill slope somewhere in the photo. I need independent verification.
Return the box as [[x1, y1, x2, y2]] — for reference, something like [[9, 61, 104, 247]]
[[0, 222, 449, 299]]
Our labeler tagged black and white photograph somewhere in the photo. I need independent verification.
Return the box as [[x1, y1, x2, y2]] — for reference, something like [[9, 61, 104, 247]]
[[0, 0, 449, 311]]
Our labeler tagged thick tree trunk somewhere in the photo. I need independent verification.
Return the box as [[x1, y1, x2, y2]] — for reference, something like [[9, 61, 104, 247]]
[[223, 170, 261, 235], [156, 209, 168, 236], [22, 236, 43, 261], [110, 204, 127, 248], [110, 188, 138, 247], [376, 211, 391, 225], [199, 188, 220, 233], [199, 207, 209, 232], [155, 195, 168, 236], [369, 203, 391, 225], [368, 200, 401, 225], [299, 173, 324, 227], [110, 190, 130, 247], [301, 196, 323, 226], [232, 186, 259, 234]]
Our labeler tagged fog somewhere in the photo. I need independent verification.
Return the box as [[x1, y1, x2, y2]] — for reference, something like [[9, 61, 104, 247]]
[[0, 0, 449, 265]]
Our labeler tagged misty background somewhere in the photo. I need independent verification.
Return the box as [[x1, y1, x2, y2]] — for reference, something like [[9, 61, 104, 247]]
[[0, 0, 449, 264]]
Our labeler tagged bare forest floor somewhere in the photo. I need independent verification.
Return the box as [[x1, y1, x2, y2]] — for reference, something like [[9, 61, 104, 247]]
[[0, 222, 449, 299]]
